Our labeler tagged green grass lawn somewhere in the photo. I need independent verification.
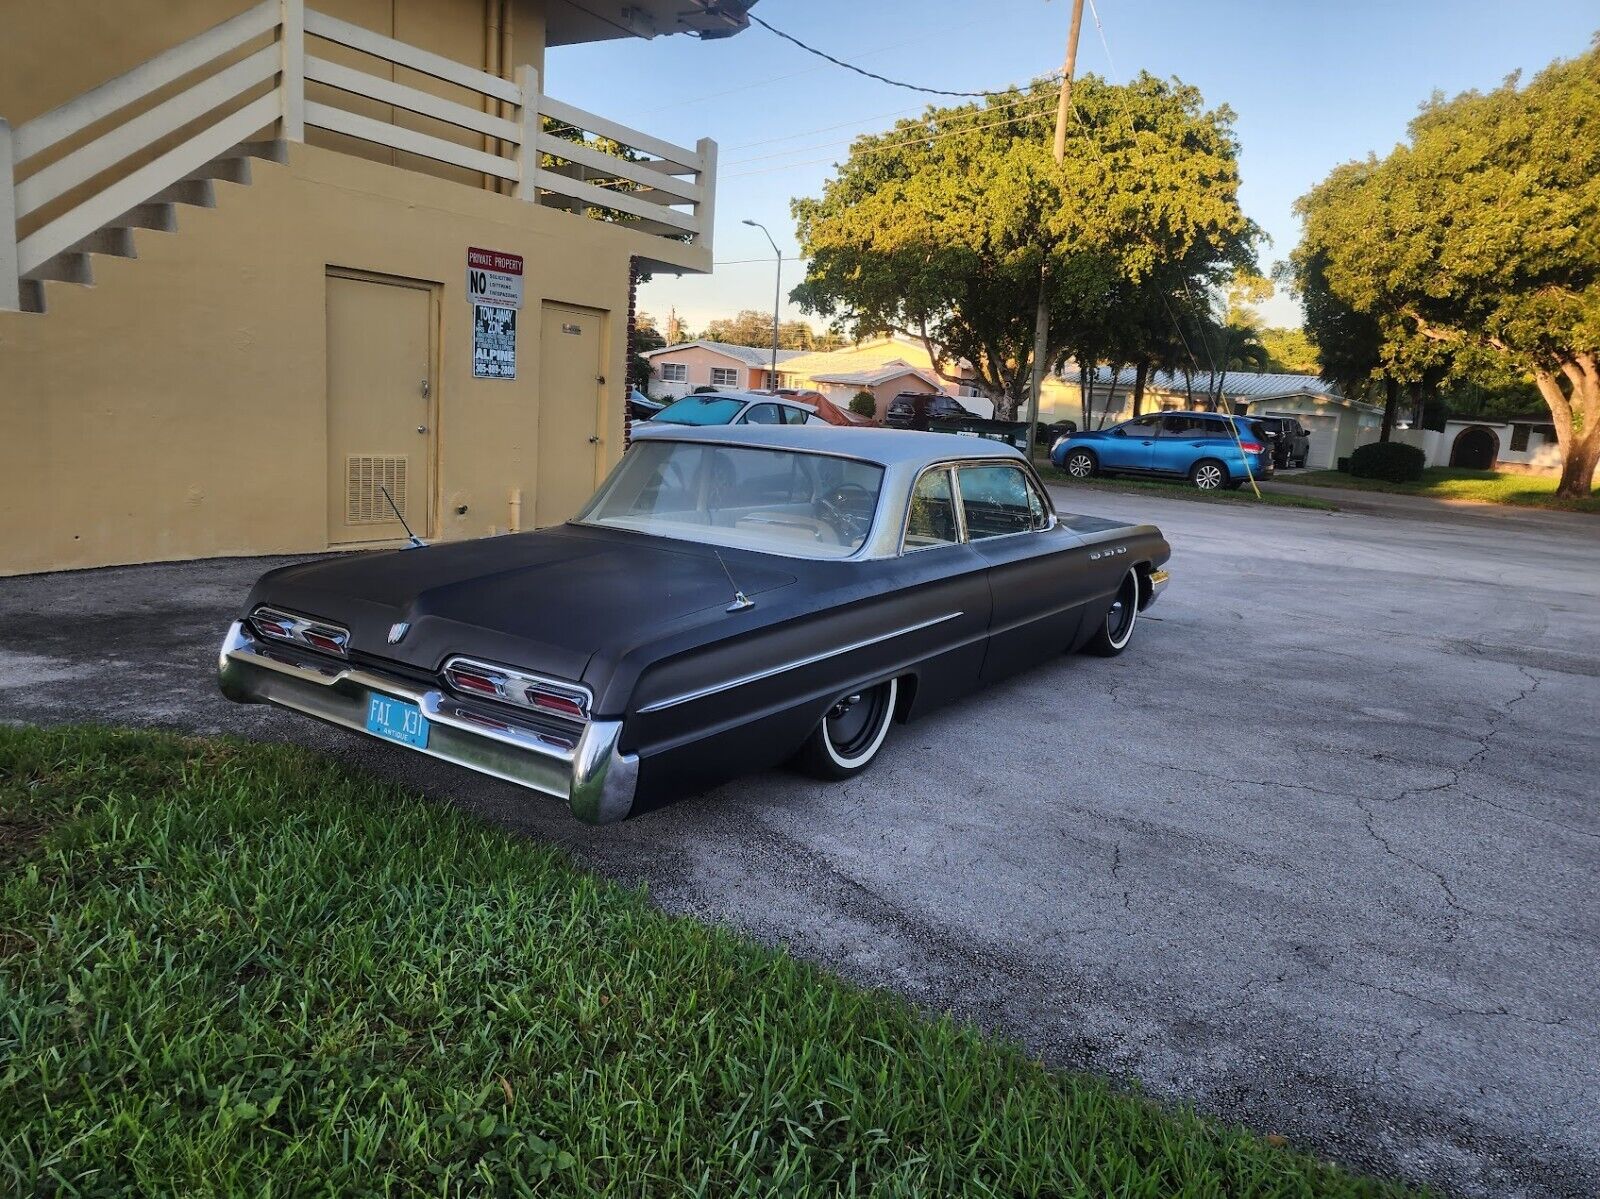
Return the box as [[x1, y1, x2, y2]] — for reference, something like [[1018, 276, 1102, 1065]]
[[1035, 463, 1338, 511], [0, 726, 1420, 1197], [1281, 467, 1600, 514]]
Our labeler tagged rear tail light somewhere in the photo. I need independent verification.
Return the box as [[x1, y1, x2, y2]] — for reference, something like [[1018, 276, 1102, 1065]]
[[250, 606, 349, 658], [442, 657, 591, 722], [1238, 441, 1264, 454]]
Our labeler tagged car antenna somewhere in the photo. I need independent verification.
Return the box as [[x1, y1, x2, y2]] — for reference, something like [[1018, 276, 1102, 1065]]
[[379, 485, 427, 549], [713, 549, 755, 613]]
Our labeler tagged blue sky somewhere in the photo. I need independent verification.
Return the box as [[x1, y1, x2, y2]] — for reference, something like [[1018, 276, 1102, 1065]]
[[547, 0, 1597, 334]]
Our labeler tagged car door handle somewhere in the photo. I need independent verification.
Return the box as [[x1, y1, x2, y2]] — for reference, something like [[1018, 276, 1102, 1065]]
[[1141, 440, 1153, 446]]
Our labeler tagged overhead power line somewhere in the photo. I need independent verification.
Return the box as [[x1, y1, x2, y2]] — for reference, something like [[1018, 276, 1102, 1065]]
[[748, 13, 1061, 99], [720, 104, 1058, 179], [722, 95, 1056, 168]]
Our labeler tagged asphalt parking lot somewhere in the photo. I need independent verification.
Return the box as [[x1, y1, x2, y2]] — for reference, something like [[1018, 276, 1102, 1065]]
[[2, 489, 1596, 1199]]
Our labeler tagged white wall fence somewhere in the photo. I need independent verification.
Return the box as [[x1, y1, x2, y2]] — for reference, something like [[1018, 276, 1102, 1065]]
[[0, 0, 715, 309]]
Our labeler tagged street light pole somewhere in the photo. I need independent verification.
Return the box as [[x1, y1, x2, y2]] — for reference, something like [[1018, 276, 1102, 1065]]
[[743, 218, 782, 388], [1024, 0, 1086, 465]]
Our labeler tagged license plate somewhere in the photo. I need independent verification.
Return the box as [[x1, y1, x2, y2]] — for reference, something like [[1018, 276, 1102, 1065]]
[[365, 693, 430, 749]]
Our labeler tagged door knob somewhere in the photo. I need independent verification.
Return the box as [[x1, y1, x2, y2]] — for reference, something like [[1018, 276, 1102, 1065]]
[[417, 425, 429, 434], [420, 380, 431, 398], [588, 435, 600, 444]]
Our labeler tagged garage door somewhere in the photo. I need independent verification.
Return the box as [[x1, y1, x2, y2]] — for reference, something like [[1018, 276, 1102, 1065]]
[[1268, 410, 1338, 469]]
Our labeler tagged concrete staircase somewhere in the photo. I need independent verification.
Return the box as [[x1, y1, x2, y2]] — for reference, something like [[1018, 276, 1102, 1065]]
[[17, 140, 286, 314]]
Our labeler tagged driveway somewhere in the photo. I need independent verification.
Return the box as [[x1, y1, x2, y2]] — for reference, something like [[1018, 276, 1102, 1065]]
[[2, 493, 1596, 1199]]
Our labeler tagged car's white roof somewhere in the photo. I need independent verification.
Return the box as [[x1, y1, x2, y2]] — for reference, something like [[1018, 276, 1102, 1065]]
[[630, 421, 1024, 469]]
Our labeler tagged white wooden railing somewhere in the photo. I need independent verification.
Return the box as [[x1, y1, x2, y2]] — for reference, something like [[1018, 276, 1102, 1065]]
[[0, 0, 715, 309]]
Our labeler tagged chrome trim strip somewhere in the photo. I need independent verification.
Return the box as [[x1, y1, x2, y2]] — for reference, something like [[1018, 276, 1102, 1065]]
[[218, 623, 638, 824], [635, 610, 965, 714]]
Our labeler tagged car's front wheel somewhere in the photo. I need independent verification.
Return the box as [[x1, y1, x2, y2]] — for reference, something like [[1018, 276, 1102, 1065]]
[[1084, 569, 1140, 657], [794, 677, 899, 780], [1064, 449, 1098, 479], [1190, 459, 1228, 490]]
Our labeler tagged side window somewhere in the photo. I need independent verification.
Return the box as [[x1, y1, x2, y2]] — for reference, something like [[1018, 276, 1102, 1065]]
[[1123, 415, 1161, 437], [903, 468, 960, 551], [957, 465, 1034, 540], [780, 405, 810, 425], [1159, 415, 1194, 437], [740, 403, 783, 425]]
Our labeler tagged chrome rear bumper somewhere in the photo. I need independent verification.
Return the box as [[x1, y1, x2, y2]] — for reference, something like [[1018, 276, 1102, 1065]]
[[1142, 568, 1170, 609], [217, 622, 637, 823]]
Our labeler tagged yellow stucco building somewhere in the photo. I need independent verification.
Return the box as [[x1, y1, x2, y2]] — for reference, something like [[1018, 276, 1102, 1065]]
[[0, 0, 750, 575]]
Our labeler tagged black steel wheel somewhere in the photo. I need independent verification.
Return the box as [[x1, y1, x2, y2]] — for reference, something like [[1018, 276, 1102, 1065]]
[[794, 677, 899, 780], [1084, 569, 1140, 657]]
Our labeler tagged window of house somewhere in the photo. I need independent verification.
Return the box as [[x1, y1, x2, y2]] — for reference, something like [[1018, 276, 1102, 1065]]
[[710, 367, 740, 387], [659, 363, 687, 383], [1510, 424, 1530, 452]]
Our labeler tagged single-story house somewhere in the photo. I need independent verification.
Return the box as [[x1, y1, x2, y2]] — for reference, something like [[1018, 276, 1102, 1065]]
[[1393, 417, 1561, 474], [640, 341, 806, 398], [1049, 367, 1384, 470], [777, 336, 1000, 419], [805, 361, 950, 418]]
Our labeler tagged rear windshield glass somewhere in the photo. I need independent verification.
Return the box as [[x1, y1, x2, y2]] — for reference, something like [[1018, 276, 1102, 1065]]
[[652, 396, 744, 426], [578, 441, 885, 559]]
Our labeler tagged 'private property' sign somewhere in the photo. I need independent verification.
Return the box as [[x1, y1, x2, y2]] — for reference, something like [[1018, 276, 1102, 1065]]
[[467, 247, 523, 309]]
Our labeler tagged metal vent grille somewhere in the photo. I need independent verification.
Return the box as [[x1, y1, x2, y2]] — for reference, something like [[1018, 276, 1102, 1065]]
[[345, 455, 408, 525]]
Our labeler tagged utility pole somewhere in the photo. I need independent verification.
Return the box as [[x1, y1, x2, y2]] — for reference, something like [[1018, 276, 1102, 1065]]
[[1023, 0, 1085, 463]]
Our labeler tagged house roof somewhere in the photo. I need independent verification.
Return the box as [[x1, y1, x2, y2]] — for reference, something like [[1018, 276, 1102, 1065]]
[[808, 361, 944, 389], [1071, 365, 1346, 401], [641, 340, 806, 369]]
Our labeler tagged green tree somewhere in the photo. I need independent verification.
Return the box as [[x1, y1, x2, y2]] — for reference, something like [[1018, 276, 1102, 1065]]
[[791, 75, 1259, 418], [1293, 39, 1600, 495], [700, 310, 828, 351], [1259, 327, 1318, 374]]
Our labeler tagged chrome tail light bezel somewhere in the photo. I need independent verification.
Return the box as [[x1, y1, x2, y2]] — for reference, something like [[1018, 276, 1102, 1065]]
[[441, 656, 592, 723], [249, 606, 351, 658]]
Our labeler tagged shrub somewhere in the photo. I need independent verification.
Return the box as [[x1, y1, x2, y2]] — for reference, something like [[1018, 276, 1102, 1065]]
[[1337, 457, 1351, 473], [1348, 441, 1426, 483], [849, 390, 877, 418]]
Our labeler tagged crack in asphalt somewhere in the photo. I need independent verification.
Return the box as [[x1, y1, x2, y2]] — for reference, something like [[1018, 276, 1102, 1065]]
[[1352, 667, 1550, 934]]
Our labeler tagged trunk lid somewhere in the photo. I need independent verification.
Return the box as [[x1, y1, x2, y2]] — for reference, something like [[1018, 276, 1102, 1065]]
[[247, 525, 797, 683]]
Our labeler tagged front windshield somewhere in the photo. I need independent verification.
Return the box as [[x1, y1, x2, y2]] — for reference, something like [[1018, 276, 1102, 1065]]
[[578, 441, 885, 559], [652, 396, 744, 426]]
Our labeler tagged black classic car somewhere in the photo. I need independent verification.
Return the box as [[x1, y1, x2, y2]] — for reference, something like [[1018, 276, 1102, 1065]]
[[219, 427, 1170, 823]]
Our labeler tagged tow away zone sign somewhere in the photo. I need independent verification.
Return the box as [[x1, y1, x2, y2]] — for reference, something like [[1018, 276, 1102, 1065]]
[[467, 246, 523, 309]]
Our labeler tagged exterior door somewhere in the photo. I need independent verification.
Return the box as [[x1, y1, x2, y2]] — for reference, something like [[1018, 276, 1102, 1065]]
[[537, 303, 605, 525], [325, 271, 437, 545], [1099, 413, 1160, 471], [955, 463, 1085, 681]]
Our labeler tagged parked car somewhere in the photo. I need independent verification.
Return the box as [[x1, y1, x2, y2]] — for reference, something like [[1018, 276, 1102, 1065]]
[[884, 392, 972, 430], [1035, 419, 1077, 447], [650, 390, 827, 427], [1247, 415, 1310, 469], [219, 427, 1170, 823], [1050, 410, 1275, 490], [626, 390, 665, 421]]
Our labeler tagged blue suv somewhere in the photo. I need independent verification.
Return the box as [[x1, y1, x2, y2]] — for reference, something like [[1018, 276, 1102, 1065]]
[[1050, 411, 1274, 490]]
